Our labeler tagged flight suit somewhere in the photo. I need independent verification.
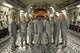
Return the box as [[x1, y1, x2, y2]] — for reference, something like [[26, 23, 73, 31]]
[[45, 20, 53, 44], [60, 19, 68, 47], [27, 21, 34, 45], [53, 18, 60, 46], [33, 19, 37, 34], [50, 17, 54, 41], [20, 21, 28, 47], [35, 19, 44, 45], [33, 19, 37, 44], [11, 20, 17, 47]]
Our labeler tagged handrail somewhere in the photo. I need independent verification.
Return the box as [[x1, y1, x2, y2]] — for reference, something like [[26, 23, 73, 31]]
[[0, 39, 11, 52], [0, 35, 11, 44]]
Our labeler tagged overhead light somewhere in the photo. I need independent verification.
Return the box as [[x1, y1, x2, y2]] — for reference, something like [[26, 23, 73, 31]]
[[76, 5, 80, 8], [20, 10, 24, 13], [61, 10, 66, 12], [3, 2, 13, 8]]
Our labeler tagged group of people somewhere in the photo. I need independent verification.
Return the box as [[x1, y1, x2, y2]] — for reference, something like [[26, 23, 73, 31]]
[[11, 12, 68, 50]]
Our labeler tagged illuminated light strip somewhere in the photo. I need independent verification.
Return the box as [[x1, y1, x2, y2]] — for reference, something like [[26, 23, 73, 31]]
[[2, 2, 13, 8], [20, 10, 24, 12], [76, 5, 80, 8]]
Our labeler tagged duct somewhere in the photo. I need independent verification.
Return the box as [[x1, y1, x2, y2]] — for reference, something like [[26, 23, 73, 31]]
[[6, 0, 27, 11], [58, 0, 80, 9]]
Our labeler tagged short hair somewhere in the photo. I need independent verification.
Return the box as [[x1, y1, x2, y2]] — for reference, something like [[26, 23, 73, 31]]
[[12, 16, 16, 20]]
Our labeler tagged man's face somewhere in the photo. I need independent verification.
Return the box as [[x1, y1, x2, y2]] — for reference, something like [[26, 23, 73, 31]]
[[59, 13, 65, 20], [61, 14, 65, 21], [54, 16, 57, 20], [22, 17, 26, 22]]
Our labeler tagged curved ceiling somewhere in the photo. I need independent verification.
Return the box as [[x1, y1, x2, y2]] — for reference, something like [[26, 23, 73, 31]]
[[6, 0, 80, 12], [19, 0, 67, 11], [20, 0, 67, 5]]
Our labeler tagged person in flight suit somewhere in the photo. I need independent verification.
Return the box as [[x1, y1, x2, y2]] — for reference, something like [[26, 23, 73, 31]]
[[33, 16, 38, 45], [50, 16, 54, 44], [11, 16, 19, 50], [59, 13, 68, 48], [45, 16, 53, 45], [19, 16, 28, 47], [27, 18, 34, 46], [34, 16, 44, 45], [53, 14, 60, 47]]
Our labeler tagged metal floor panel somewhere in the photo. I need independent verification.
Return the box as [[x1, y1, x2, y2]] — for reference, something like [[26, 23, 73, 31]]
[[0, 31, 80, 53]]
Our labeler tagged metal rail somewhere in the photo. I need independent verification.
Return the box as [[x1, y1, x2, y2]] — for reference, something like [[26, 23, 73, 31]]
[[0, 36, 11, 51]]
